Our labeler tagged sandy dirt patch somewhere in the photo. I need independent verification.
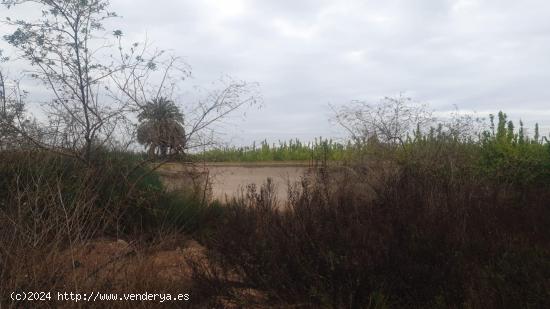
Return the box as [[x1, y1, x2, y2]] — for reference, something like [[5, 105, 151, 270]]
[[157, 162, 313, 202], [207, 165, 310, 202]]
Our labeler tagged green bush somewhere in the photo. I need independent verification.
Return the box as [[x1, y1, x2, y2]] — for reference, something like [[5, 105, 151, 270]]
[[191, 138, 355, 162], [159, 191, 224, 235]]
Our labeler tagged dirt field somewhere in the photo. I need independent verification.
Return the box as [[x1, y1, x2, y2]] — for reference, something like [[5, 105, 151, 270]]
[[207, 164, 311, 202], [157, 162, 313, 202]]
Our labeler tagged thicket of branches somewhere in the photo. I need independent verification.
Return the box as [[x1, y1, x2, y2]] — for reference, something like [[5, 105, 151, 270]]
[[0, 1, 255, 306], [192, 105, 550, 308], [0, 0, 260, 163]]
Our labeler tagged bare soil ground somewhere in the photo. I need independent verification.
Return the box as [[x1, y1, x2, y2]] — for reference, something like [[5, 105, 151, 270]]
[[207, 164, 310, 202], [41, 238, 268, 308], [157, 162, 313, 202]]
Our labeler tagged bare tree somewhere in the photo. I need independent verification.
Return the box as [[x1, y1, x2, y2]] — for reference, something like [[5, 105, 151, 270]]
[[2, 0, 260, 165], [1, 0, 159, 163], [332, 95, 434, 147], [108, 48, 261, 157], [184, 77, 261, 151], [0, 52, 35, 150], [0, 50, 5, 115], [439, 107, 486, 142]]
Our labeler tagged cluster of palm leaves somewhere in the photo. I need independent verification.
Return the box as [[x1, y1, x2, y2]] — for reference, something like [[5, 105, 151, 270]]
[[137, 97, 186, 158]]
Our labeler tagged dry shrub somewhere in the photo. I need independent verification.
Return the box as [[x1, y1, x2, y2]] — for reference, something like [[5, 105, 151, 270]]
[[0, 150, 211, 308], [192, 155, 550, 308]]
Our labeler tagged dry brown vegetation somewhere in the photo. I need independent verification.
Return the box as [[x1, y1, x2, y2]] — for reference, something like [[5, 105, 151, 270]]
[[190, 137, 550, 308], [2, 113, 550, 308], [2, 109, 550, 309], [0, 150, 220, 308]]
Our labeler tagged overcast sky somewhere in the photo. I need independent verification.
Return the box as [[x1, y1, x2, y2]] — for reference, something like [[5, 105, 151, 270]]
[[2, 0, 550, 145]]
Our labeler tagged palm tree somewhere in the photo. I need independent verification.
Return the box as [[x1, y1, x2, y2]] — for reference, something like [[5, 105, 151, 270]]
[[137, 97, 186, 158]]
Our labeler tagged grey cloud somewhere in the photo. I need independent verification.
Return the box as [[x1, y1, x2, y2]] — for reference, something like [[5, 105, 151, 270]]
[[1, 0, 549, 144]]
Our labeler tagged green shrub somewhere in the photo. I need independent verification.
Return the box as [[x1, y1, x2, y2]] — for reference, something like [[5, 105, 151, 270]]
[[159, 191, 224, 235], [191, 138, 355, 162]]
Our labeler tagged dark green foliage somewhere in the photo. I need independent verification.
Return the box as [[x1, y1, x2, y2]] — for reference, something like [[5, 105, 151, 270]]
[[0, 150, 161, 237], [477, 113, 550, 186], [0, 149, 217, 239], [159, 192, 224, 236], [137, 97, 187, 158], [138, 97, 184, 123]]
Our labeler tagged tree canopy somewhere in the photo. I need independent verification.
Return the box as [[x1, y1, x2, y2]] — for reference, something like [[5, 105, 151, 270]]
[[137, 97, 186, 158]]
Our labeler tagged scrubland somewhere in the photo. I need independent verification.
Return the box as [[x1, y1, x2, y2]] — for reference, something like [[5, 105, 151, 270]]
[[1, 114, 549, 308]]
